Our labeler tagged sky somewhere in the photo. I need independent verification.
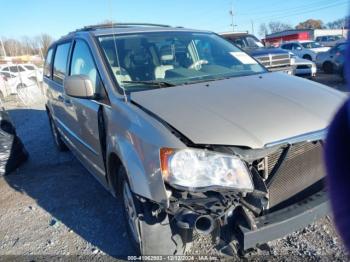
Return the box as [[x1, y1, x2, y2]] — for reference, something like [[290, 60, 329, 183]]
[[0, 0, 349, 40]]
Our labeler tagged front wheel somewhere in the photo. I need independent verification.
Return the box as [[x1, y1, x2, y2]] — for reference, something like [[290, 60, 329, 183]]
[[323, 61, 334, 74], [303, 54, 312, 61], [119, 167, 186, 255]]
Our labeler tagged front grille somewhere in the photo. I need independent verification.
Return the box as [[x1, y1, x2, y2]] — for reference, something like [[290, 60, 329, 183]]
[[296, 65, 312, 69], [267, 141, 325, 208], [255, 54, 291, 69]]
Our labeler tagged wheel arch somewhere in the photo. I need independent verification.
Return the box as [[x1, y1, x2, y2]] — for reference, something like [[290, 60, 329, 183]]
[[105, 138, 168, 205]]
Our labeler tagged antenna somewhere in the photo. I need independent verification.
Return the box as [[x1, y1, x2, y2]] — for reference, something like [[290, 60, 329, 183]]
[[108, 0, 128, 102], [229, 1, 237, 32]]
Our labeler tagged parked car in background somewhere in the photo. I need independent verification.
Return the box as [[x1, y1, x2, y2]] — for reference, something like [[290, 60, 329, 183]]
[[21, 63, 44, 82], [315, 35, 345, 47], [290, 52, 317, 78], [45, 23, 345, 256], [220, 32, 294, 75], [0, 63, 43, 82], [280, 41, 330, 61], [316, 42, 348, 74], [333, 43, 347, 80], [0, 72, 35, 94]]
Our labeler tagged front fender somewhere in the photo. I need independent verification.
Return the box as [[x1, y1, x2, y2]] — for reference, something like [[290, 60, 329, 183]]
[[104, 97, 187, 207], [107, 133, 168, 206]]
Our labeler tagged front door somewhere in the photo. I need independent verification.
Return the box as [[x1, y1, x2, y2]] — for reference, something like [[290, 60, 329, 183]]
[[62, 39, 107, 178]]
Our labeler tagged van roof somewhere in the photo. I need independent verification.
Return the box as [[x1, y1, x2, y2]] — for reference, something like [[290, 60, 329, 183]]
[[63, 23, 210, 38]]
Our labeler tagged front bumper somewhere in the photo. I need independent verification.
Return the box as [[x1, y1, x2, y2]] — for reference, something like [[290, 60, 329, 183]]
[[267, 66, 294, 75], [236, 189, 329, 250]]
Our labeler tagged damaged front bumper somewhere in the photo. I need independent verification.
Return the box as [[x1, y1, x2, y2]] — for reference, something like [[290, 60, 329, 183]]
[[167, 185, 329, 254], [237, 188, 329, 250]]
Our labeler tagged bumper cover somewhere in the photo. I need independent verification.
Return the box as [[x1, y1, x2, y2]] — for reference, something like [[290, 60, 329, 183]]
[[237, 189, 329, 250], [267, 66, 294, 75]]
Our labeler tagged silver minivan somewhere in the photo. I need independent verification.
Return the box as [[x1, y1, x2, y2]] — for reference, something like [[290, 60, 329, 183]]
[[44, 23, 345, 256]]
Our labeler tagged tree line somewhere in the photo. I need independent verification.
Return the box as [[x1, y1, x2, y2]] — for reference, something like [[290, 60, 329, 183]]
[[259, 16, 349, 37], [0, 33, 53, 58]]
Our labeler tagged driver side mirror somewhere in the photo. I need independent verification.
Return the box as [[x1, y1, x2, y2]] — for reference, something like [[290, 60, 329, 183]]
[[64, 75, 95, 99], [295, 46, 302, 50]]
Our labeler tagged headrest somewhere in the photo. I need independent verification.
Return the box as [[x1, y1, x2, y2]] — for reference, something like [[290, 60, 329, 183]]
[[160, 46, 174, 62]]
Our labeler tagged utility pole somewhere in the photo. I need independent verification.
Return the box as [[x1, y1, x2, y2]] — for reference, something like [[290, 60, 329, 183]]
[[251, 20, 255, 35], [0, 37, 6, 57]]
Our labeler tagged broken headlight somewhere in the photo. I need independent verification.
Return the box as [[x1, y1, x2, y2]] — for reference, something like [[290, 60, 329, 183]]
[[160, 148, 253, 191]]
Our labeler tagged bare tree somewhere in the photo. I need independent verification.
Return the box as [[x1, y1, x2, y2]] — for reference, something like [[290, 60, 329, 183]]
[[268, 21, 293, 33], [37, 33, 54, 57], [259, 23, 269, 37], [326, 16, 349, 29]]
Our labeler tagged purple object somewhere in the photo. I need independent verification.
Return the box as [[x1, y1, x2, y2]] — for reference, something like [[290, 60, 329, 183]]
[[325, 23, 350, 251], [325, 99, 350, 250]]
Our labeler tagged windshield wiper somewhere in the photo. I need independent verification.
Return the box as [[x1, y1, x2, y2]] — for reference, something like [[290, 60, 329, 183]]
[[122, 80, 175, 88]]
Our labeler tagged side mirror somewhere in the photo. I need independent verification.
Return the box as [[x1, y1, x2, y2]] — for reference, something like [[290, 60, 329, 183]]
[[64, 75, 94, 99]]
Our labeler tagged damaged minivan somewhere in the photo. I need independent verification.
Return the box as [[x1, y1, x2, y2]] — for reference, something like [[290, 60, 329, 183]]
[[44, 23, 346, 256]]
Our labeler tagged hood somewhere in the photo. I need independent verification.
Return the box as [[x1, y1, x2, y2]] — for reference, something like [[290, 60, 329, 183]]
[[294, 57, 315, 65], [248, 47, 289, 57], [131, 72, 346, 149], [310, 47, 331, 53]]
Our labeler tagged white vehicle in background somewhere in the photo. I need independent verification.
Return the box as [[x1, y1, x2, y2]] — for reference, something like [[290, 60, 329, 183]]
[[0, 74, 11, 99], [0, 63, 43, 82], [21, 63, 44, 82], [315, 35, 346, 47], [280, 41, 330, 61], [289, 52, 317, 78], [0, 71, 36, 94]]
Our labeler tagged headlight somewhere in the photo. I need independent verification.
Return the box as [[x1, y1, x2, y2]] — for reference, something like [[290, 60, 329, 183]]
[[290, 57, 296, 65], [160, 148, 254, 191]]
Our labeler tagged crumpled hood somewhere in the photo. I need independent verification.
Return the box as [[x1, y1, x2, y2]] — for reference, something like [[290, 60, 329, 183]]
[[131, 72, 346, 148]]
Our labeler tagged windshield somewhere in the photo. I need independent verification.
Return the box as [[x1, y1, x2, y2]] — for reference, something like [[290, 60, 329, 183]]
[[245, 36, 264, 48], [98, 32, 266, 92], [301, 41, 322, 49]]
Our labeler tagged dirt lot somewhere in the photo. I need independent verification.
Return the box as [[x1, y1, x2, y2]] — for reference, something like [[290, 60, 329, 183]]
[[0, 73, 349, 261]]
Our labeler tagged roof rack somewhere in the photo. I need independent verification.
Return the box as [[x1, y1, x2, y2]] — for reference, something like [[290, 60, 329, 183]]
[[74, 23, 172, 32]]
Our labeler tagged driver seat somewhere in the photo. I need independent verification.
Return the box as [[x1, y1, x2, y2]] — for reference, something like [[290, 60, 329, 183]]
[[155, 46, 175, 79]]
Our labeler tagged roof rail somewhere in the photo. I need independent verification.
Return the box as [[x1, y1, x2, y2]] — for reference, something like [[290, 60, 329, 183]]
[[74, 22, 172, 32]]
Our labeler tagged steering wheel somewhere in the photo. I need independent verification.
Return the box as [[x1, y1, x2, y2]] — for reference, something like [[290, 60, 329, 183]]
[[189, 59, 209, 70]]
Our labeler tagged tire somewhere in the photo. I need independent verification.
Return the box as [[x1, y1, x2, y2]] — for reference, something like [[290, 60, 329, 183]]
[[322, 61, 334, 74], [303, 54, 312, 61], [341, 66, 346, 83], [119, 166, 185, 255], [48, 114, 68, 151]]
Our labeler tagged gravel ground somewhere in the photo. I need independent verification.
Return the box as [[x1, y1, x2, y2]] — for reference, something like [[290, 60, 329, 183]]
[[0, 73, 349, 261]]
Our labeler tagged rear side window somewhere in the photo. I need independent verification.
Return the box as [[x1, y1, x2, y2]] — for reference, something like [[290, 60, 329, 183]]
[[281, 44, 291, 50], [24, 65, 35, 70], [70, 40, 101, 93], [44, 48, 54, 78], [9, 66, 25, 73], [53, 42, 71, 84]]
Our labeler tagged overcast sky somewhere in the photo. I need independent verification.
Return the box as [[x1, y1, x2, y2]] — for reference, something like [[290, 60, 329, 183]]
[[0, 0, 348, 39]]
